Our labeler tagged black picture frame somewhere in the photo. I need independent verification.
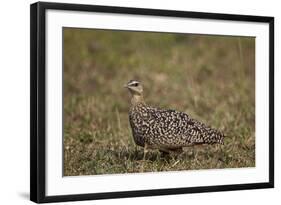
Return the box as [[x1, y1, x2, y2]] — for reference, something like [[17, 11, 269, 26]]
[[30, 1, 274, 203]]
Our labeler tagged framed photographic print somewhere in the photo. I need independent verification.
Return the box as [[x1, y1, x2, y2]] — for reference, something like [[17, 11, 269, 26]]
[[30, 1, 274, 203]]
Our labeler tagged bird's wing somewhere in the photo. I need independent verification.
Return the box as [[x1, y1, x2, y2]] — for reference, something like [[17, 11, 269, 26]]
[[146, 107, 224, 145]]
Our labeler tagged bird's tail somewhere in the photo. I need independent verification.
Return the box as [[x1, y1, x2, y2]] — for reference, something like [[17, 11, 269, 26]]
[[217, 133, 224, 145], [207, 129, 225, 145]]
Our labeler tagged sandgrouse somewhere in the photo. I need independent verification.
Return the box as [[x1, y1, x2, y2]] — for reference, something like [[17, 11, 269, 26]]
[[124, 80, 224, 154]]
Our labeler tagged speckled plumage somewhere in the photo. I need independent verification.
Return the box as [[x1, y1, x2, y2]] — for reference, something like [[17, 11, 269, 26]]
[[125, 80, 224, 152]]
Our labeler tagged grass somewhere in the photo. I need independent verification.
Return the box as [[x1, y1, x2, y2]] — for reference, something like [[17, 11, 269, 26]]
[[63, 28, 255, 176]]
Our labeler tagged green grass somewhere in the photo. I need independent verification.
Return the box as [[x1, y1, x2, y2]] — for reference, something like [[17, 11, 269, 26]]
[[63, 28, 255, 176]]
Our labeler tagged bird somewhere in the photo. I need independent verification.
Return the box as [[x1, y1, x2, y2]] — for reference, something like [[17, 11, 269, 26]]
[[124, 80, 224, 156]]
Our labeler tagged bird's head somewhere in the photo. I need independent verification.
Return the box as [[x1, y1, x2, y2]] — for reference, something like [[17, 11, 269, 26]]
[[124, 80, 143, 96]]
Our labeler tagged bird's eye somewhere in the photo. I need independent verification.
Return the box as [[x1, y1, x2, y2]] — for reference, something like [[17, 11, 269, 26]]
[[130, 83, 139, 87]]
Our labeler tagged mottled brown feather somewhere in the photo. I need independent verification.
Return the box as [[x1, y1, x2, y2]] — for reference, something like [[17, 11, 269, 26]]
[[125, 80, 224, 152]]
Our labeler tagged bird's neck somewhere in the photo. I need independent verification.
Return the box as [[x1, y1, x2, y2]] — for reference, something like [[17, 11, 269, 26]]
[[131, 94, 145, 106]]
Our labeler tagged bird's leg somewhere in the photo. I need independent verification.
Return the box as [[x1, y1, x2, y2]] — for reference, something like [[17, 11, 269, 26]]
[[143, 144, 148, 161]]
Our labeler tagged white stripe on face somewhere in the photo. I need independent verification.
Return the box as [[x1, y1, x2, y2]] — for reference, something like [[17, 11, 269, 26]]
[[128, 81, 140, 86]]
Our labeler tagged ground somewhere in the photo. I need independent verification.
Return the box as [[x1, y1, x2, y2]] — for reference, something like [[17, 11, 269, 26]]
[[63, 28, 255, 176]]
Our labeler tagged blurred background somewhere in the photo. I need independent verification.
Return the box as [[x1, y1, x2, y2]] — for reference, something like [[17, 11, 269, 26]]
[[63, 28, 255, 176]]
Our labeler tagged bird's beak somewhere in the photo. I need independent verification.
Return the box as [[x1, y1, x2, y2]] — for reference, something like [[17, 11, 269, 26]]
[[123, 84, 128, 88]]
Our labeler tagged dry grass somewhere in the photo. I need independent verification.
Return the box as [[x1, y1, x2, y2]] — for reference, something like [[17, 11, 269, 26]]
[[63, 28, 255, 176]]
